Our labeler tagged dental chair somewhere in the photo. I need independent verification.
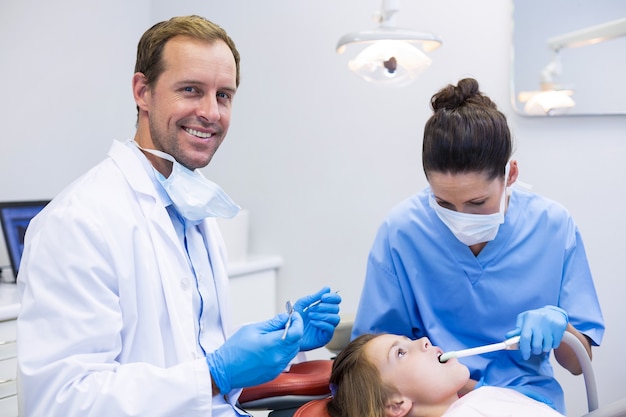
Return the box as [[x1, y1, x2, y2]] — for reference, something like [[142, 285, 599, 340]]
[[238, 316, 354, 417], [238, 359, 333, 417], [290, 331, 626, 417]]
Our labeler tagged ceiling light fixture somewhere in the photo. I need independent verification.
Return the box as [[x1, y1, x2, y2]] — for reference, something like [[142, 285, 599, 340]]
[[336, 0, 442, 87]]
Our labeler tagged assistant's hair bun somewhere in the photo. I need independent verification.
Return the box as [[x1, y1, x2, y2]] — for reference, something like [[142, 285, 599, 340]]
[[431, 78, 496, 112]]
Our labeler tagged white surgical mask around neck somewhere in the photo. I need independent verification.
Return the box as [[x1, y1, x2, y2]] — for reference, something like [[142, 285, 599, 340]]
[[135, 142, 240, 221]]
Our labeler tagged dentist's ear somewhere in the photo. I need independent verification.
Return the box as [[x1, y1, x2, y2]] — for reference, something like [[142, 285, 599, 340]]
[[384, 394, 412, 417], [132, 72, 151, 112]]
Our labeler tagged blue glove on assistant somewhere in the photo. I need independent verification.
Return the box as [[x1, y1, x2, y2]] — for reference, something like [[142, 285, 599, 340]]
[[505, 305, 569, 360], [293, 286, 341, 351], [206, 312, 303, 394]]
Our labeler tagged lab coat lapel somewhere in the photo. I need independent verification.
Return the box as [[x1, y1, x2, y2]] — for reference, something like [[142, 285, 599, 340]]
[[148, 212, 200, 359], [198, 219, 233, 339], [109, 140, 200, 360]]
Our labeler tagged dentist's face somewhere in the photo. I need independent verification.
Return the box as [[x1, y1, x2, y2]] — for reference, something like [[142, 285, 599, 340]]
[[134, 36, 237, 174], [365, 335, 469, 406]]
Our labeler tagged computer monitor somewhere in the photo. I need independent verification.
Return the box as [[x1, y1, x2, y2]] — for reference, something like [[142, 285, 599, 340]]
[[0, 200, 49, 280]]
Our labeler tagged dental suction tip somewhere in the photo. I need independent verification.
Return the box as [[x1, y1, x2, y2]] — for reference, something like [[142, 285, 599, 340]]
[[439, 352, 455, 363]]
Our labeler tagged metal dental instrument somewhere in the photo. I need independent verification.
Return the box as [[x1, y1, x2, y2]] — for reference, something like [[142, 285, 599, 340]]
[[282, 291, 340, 339], [302, 300, 322, 312], [302, 291, 341, 312], [438, 335, 521, 363], [282, 300, 294, 340]]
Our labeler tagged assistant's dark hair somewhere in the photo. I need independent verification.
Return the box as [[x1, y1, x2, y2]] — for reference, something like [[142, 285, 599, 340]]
[[327, 334, 397, 417], [422, 78, 512, 181]]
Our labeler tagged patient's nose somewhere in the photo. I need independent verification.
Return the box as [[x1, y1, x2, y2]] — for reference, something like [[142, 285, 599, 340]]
[[416, 337, 432, 351]]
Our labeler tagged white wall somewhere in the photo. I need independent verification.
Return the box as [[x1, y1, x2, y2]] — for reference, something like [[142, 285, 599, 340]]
[[0, 0, 149, 201], [1, 0, 625, 415]]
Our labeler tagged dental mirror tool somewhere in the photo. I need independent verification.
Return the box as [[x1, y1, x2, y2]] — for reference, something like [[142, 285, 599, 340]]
[[281, 300, 294, 340], [439, 335, 521, 363]]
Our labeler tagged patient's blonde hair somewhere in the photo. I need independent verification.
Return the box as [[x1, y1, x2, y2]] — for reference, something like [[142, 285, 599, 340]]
[[327, 334, 399, 417]]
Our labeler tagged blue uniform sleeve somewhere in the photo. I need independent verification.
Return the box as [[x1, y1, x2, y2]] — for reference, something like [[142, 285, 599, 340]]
[[559, 221, 605, 345], [352, 222, 422, 339]]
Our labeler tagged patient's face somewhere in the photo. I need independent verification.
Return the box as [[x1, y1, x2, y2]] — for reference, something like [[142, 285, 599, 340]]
[[365, 335, 469, 405]]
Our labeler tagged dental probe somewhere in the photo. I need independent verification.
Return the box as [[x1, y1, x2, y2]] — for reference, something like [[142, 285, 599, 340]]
[[302, 291, 341, 312], [282, 291, 340, 339], [438, 335, 521, 363]]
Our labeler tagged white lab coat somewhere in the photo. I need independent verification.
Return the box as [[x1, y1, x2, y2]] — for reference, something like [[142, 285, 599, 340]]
[[17, 140, 242, 417]]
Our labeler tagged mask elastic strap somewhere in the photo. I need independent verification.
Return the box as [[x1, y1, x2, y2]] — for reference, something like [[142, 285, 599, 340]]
[[133, 141, 176, 164], [502, 162, 512, 203]]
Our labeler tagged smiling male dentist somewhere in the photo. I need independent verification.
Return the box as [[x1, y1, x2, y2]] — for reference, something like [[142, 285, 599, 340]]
[[17, 15, 341, 417]]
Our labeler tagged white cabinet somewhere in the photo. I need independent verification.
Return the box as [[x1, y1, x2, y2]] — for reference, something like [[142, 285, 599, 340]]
[[0, 318, 17, 417], [228, 255, 282, 329]]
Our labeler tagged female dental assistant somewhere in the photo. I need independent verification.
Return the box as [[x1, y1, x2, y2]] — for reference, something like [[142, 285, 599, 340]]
[[351, 78, 604, 414]]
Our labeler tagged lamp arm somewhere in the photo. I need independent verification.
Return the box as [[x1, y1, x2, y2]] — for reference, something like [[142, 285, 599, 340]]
[[540, 51, 562, 85], [547, 17, 626, 51], [380, 0, 400, 28]]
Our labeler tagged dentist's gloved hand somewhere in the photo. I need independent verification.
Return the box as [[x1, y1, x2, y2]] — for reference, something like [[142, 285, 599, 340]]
[[293, 286, 341, 351], [505, 305, 568, 360], [206, 312, 303, 394]]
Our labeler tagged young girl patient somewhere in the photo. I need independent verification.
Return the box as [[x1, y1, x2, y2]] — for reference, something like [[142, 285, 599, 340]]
[[326, 334, 564, 417]]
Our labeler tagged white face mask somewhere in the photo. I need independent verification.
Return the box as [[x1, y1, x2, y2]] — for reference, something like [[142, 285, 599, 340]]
[[137, 144, 240, 221], [429, 165, 510, 246]]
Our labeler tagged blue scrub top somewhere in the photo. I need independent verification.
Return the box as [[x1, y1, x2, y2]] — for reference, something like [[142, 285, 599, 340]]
[[352, 187, 604, 414]]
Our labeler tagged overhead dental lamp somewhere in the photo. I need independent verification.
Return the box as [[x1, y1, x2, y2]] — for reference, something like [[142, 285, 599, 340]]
[[336, 0, 442, 87], [519, 51, 575, 116], [520, 17, 626, 115]]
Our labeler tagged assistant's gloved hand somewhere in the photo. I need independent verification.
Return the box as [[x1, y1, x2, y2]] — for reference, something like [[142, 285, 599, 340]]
[[293, 286, 341, 351], [206, 312, 303, 394], [505, 305, 568, 360]]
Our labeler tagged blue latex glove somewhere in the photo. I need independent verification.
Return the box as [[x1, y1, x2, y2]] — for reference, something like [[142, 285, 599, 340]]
[[206, 312, 303, 394], [293, 286, 341, 351], [505, 305, 568, 360]]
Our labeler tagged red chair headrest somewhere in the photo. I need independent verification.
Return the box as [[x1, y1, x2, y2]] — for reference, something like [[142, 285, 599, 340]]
[[293, 397, 332, 417], [239, 360, 333, 404]]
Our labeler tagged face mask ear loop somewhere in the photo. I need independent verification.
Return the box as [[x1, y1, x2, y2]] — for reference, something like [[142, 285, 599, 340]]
[[503, 162, 512, 211], [133, 141, 176, 164]]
